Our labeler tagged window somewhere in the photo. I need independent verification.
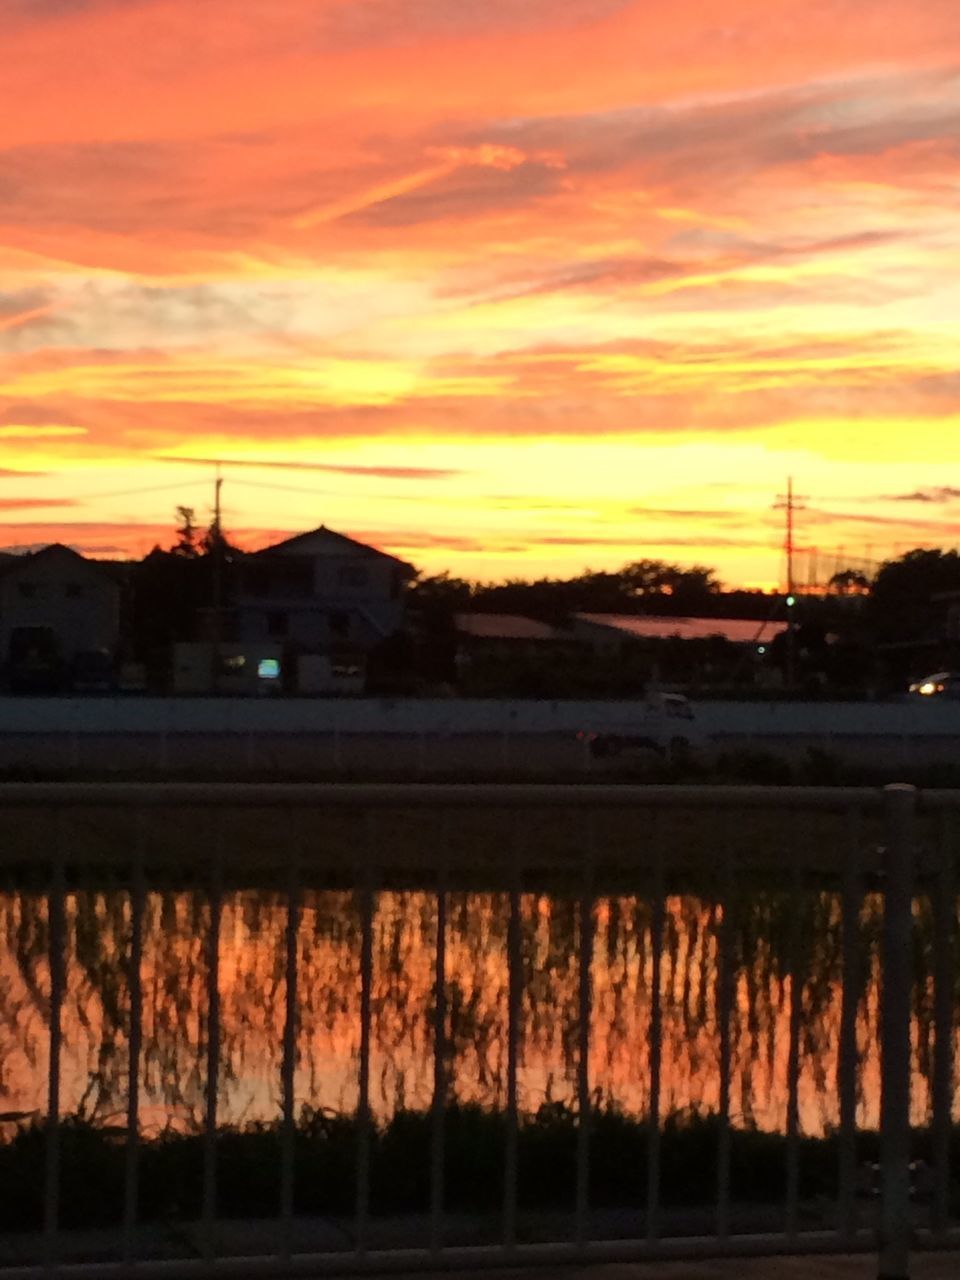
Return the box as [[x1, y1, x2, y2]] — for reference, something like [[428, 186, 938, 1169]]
[[338, 565, 368, 588], [266, 610, 288, 638]]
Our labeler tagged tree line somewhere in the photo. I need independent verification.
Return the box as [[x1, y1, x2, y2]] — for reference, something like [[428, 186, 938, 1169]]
[[125, 505, 960, 696], [407, 549, 960, 697]]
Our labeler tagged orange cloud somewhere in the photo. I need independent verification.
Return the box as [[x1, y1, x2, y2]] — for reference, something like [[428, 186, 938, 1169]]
[[2, 0, 960, 584]]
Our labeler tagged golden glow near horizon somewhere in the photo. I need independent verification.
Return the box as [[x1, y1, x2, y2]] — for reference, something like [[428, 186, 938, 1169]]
[[2, 2, 960, 584]]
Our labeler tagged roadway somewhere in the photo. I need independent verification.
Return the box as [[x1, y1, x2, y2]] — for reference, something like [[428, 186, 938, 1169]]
[[0, 696, 958, 775]]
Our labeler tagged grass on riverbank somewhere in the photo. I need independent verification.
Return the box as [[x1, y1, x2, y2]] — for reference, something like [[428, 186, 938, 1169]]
[[1, 1103, 957, 1232]]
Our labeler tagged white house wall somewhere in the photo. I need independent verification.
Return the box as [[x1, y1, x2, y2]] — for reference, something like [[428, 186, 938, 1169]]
[[240, 549, 405, 647]]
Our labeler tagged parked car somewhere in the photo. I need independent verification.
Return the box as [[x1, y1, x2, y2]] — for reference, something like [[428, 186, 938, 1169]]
[[577, 692, 704, 760], [907, 672, 960, 698]]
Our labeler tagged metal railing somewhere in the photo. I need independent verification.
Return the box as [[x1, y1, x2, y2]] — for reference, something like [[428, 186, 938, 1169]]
[[0, 782, 956, 1277]]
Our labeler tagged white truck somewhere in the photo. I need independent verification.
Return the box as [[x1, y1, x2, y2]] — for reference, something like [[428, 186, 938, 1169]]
[[576, 692, 703, 760]]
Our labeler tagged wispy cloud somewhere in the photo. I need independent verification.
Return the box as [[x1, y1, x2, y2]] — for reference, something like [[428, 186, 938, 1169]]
[[153, 455, 463, 480], [3, 1, 960, 582], [0, 498, 77, 510], [884, 486, 960, 503]]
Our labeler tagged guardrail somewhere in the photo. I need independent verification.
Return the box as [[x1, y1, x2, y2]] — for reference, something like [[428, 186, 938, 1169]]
[[0, 782, 956, 1277]]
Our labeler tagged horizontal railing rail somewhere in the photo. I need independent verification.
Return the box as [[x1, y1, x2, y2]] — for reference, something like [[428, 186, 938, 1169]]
[[0, 780, 889, 809]]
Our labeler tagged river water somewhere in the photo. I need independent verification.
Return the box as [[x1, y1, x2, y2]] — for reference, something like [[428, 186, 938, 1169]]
[[0, 883, 951, 1138]]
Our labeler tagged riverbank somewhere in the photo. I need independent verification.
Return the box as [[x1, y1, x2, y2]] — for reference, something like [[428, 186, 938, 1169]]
[[2, 1105, 946, 1250]]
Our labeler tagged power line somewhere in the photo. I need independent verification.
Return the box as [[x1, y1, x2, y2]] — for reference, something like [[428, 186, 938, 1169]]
[[228, 476, 334, 499], [74, 478, 211, 504], [228, 475, 441, 507]]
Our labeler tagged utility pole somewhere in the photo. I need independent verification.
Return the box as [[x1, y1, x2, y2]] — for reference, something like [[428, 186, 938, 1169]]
[[785, 476, 795, 599], [785, 477, 796, 687], [213, 462, 223, 534], [211, 463, 223, 690]]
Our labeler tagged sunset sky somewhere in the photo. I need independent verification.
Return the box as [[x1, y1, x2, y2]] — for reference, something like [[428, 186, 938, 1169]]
[[2, 0, 960, 587]]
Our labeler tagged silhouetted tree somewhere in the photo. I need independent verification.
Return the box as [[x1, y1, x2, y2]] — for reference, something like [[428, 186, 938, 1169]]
[[463, 560, 724, 624], [172, 506, 200, 559], [406, 573, 473, 687], [828, 568, 870, 596], [867, 548, 960, 644], [407, 572, 473, 620], [129, 506, 243, 673]]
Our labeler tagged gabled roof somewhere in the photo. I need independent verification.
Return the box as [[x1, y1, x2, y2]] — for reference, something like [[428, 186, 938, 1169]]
[[255, 525, 416, 575], [0, 542, 119, 585]]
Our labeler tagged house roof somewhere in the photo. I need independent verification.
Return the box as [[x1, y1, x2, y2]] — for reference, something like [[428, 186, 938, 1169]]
[[575, 612, 787, 645], [255, 525, 416, 575], [454, 612, 568, 641], [0, 542, 120, 585]]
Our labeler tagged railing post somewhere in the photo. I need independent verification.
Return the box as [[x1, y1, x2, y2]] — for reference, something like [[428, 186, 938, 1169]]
[[503, 853, 522, 1254], [356, 821, 376, 1255], [879, 783, 916, 1280], [44, 831, 66, 1270], [123, 811, 146, 1264], [839, 806, 863, 1243], [931, 807, 955, 1239], [280, 846, 300, 1262], [430, 856, 448, 1254]]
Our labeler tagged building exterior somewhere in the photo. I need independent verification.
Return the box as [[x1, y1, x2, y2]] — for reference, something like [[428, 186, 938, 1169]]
[[453, 612, 576, 655], [0, 544, 121, 688], [572, 612, 787, 653], [234, 526, 416, 689], [449, 612, 590, 696], [172, 641, 283, 696]]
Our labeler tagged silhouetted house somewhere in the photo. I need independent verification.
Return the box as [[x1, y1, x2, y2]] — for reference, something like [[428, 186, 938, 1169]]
[[0, 544, 121, 686], [234, 526, 416, 686]]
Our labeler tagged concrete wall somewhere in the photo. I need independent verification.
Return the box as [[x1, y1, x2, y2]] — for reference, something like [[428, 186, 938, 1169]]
[[0, 696, 954, 775], [0, 695, 958, 738]]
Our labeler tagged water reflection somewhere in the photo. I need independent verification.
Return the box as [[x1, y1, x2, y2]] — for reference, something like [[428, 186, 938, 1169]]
[[0, 886, 954, 1138]]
